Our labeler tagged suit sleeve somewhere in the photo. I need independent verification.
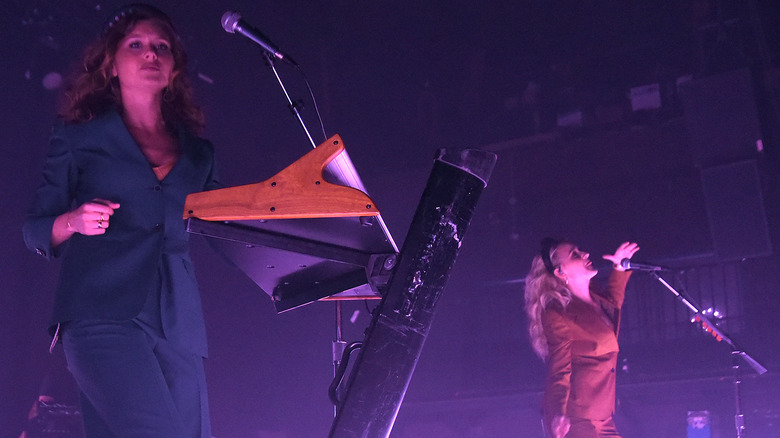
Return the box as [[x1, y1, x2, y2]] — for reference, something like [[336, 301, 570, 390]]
[[23, 125, 76, 260], [602, 269, 631, 309], [541, 306, 573, 432]]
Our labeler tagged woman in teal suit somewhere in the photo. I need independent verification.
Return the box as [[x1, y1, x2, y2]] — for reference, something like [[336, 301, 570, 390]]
[[23, 4, 220, 437]]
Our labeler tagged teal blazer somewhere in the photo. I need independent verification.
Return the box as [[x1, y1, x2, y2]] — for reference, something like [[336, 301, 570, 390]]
[[23, 109, 220, 356]]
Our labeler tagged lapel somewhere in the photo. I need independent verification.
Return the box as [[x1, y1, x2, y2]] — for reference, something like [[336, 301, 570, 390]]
[[166, 129, 198, 184], [103, 109, 197, 184]]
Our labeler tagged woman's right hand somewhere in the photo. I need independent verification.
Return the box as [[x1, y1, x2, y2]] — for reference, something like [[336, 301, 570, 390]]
[[551, 415, 570, 438], [65, 198, 120, 235], [51, 198, 120, 247]]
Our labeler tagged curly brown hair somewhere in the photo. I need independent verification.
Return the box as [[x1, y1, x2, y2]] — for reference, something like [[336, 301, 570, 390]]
[[59, 4, 204, 134]]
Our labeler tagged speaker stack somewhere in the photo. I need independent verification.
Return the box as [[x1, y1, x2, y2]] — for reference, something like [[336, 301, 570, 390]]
[[679, 68, 772, 261]]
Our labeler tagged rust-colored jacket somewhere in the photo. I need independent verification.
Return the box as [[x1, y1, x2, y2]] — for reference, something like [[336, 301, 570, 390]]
[[541, 270, 631, 433]]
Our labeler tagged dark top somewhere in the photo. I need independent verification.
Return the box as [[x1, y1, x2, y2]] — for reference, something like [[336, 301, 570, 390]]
[[23, 109, 221, 356]]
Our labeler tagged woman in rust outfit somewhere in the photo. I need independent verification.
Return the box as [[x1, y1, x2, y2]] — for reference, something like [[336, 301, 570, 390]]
[[524, 239, 639, 438]]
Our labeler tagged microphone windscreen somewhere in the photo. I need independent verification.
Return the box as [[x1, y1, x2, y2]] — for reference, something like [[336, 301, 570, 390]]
[[221, 11, 240, 33]]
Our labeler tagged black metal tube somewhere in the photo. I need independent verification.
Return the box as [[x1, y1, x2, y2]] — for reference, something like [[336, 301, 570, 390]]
[[328, 148, 496, 438]]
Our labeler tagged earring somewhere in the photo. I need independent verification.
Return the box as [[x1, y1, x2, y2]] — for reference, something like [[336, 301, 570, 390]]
[[558, 271, 569, 285], [556, 267, 568, 285]]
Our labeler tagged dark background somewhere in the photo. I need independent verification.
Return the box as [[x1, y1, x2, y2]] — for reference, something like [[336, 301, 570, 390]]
[[3, 1, 780, 437]]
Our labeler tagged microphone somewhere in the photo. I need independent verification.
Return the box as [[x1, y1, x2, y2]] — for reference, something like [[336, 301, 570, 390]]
[[221, 11, 298, 65], [620, 258, 670, 271]]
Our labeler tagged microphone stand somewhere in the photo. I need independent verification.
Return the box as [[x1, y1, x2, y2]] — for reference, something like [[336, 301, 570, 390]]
[[647, 271, 767, 438], [262, 48, 340, 415], [258, 49, 380, 419], [262, 52, 317, 148]]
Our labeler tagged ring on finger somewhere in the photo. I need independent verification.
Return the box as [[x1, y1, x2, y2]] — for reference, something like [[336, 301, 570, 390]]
[[97, 221, 103, 229]]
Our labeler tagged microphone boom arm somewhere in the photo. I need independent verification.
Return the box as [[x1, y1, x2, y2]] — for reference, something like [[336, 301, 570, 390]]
[[263, 52, 316, 148], [648, 271, 766, 375], [221, 11, 315, 148], [647, 270, 766, 438]]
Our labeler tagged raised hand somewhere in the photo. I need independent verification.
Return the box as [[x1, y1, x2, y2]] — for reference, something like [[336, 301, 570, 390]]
[[602, 241, 640, 270]]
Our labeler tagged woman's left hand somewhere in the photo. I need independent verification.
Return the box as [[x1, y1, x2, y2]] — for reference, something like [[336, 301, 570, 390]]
[[603, 241, 640, 270]]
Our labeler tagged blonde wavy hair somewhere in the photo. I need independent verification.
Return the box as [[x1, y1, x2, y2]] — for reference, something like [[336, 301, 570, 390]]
[[523, 241, 572, 360]]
